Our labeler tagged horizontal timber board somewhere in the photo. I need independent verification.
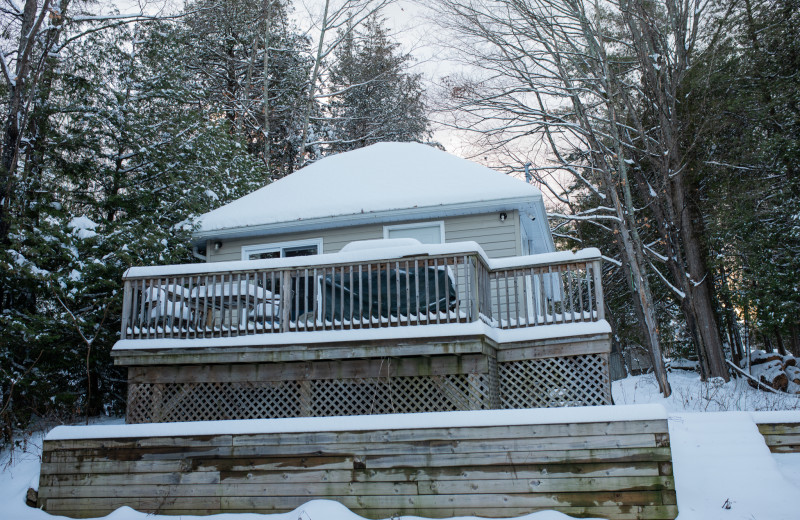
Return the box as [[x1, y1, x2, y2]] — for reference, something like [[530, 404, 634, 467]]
[[43, 434, 663, 462], [40, 461, 665, 485], [43, 493, 673, 514], [760, 433, 800, 446], [43, 420, 668, 449], [40, 455, 670, 477], [42, 448, 674, 472], [756, 423, 800, 435], [415, 476, 674, 494], [491, 332, 610, 350], [497, 338, 611, 362], [40, 454, 356, 475], [42, 476, 673, 500], [43, 434, 235, 451], [218, 491, 671, 509], [767, 444, 800, 453], [113, 338, 493, 366], [229, 421, 669, 444], [127, 355, 490, 384], [43, 496, 221, 512]]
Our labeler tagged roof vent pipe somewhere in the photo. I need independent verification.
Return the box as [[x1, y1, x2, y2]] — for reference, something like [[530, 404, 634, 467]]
[[524, 162, 532, 183]]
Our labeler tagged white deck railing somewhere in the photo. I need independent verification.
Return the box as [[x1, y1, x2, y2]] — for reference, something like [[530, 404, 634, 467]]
[[119, 243, 604, 340]]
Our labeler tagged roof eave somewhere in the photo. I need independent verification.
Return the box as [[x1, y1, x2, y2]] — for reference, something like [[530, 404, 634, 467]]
[[191, 195, 543, 246]]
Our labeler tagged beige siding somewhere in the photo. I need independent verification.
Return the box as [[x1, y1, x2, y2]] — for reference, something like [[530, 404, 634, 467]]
[[206, 211, 520, 262], [444, 211, 520, 257]]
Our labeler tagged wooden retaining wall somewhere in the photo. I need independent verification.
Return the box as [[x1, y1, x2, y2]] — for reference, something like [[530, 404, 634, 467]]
[[38, 408, 677, 519], [757, 421, 800, 453]]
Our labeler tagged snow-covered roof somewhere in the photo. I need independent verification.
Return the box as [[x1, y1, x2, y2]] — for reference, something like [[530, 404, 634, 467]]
[[195, 142, 542, 238]]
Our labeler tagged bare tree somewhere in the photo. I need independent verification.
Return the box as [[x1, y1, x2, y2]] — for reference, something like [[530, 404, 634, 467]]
[[433, 0, 737, 389], [296, 0, 392, 166]]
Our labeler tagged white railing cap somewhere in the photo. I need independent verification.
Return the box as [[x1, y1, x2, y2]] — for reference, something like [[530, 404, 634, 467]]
[[123, 243, 602, 279]]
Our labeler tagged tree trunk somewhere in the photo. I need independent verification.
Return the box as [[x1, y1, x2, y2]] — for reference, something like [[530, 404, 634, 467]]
[[775, 331, 787, 356], [790, 324, 800, 357], [262, 0, 271, 169], [298, 0, 330, 167], [719, 266, 744, 366], [674, 175, 730, 379]]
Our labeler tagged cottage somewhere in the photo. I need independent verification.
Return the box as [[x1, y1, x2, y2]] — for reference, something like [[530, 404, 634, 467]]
[[193, 142, 554, 262], [36, 143, 678, 520], [115, 142, 612, 423]]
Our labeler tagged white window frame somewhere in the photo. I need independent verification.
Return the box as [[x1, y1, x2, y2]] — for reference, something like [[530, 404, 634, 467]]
[[383, 221, 445, 244], [241, 238, 323, 261]]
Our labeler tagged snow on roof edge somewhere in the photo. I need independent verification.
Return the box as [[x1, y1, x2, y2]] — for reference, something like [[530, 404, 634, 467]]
[[192, 196, 543, 241], [45, 404, 667, 441]]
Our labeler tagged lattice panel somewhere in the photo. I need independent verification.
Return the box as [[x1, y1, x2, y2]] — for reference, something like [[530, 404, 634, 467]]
[[499, 353, 611, 408], [127, 373, 494, 423], [127, 381, 302, 423], [309, 374, 487, 416]]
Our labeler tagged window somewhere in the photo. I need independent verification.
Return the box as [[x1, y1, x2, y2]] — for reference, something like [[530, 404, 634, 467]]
[[241, 239, 323, 261], [383, 221, 444, 244]]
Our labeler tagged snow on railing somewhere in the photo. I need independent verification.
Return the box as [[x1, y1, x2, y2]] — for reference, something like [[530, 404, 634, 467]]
[[119, 245, 604, 340]]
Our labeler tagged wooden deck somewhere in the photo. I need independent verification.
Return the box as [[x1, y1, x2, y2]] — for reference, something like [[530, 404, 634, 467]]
[[115, 327, 612, 423], [112, 246, 614, 423], [38, 407, 678, 519]]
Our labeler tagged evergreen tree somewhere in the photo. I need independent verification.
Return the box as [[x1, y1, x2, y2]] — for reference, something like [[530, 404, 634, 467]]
[[182, 0, 314, 177], [687, 0, 800, 356], [326, 16, 429, 153], [0, 20, 266, 441]]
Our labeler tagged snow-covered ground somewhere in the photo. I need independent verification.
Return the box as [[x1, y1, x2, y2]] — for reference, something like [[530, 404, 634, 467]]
[[3, 371, 800, 520]]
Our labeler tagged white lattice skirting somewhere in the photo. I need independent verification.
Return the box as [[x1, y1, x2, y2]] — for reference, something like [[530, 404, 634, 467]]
[[126, 353, 608, 423]]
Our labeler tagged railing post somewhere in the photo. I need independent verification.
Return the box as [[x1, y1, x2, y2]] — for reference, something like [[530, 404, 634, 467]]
[[280, 270, 293, 333], [592, 259, 605, 321], [120, 280, 132, 340], [470, 255, 480, 322]]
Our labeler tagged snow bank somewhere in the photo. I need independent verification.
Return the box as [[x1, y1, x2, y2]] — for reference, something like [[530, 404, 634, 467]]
[[195, 142, 542, 233], [669, 412, 800, 519], [45, 404, 667, 441], [112, 320, 611, 351]]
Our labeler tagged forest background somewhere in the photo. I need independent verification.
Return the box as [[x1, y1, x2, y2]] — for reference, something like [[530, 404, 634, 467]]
[[0, 0, 797, 444]]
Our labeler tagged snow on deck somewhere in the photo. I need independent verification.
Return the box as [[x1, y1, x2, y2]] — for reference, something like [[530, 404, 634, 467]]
[[112, 320, 611, 351], [195, 142, 542, 233], [45, 404, 666, 441]]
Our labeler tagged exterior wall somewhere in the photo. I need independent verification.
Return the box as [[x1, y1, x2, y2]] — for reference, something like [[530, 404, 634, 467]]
[[205, 211, 521, 262]]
